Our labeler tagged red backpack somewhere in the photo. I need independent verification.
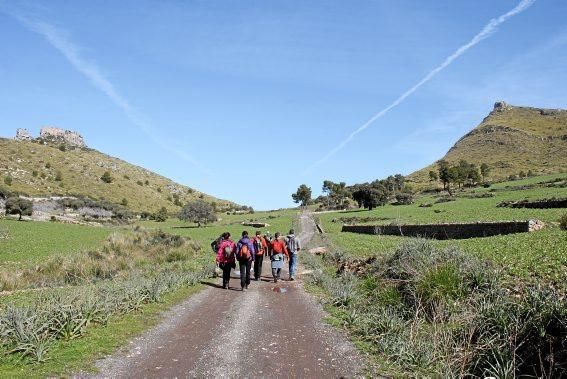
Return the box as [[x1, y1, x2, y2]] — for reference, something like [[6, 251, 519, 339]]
[[237, 243, 251, 260]]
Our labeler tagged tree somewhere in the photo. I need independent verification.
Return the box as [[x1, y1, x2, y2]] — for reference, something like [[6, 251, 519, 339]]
[[519, 170, 526, 178], [5, 197, 33, 221], [292, 184, 312, 206], [480, 163, 490, 182], [351, 186, 388, 210], [101, 171, 113, 183], [121, 198, 128, 206], [55, 171, 63, 181], [178, 200, 217, 227], [438, 160, 451, 192], [4, 176, 12, 186], [429, 170, 438, 182]]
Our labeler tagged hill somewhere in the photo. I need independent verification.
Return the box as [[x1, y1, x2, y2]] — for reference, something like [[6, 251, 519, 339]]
[[0, 128, 239, 213], [409, 101, 567, 184]]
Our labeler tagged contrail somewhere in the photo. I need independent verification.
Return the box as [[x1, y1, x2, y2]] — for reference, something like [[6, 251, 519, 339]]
[[303, 0, 536, 174], [3, 9, 211, 175]]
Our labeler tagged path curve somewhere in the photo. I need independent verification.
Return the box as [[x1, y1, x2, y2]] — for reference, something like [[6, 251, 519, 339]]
[[90, 212, 363, 378]]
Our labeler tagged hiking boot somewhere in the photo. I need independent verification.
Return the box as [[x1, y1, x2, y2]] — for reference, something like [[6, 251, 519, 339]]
[[290, 277, 295, 281], [274, 278, 278, 283]]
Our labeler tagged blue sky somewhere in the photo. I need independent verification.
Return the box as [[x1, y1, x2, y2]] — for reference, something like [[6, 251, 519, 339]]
[[0, 0, 566, 210]]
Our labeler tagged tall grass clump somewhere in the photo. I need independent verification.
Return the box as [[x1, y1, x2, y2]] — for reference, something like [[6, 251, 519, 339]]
[[308, 239, 567, 377], [0, 268, 212, 363]]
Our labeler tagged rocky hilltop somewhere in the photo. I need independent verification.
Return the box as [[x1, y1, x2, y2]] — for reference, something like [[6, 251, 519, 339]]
[[15, 127, 86, 148], [409, 101, 567, 184]]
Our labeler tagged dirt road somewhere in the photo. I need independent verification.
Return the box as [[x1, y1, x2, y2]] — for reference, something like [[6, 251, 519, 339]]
[[92, 213, 363, 378]]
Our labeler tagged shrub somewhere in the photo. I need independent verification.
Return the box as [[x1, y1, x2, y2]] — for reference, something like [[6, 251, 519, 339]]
[[58, 144, 66, 152], [136, 180, 144, 186], [121, 198, 128, 206], [560, 213, 567, 231], [153, 207, 168, 222], [101, 171, 113, 183], [4, 176, 12, 186], [55, 171, 63, 181], [32, 170, 38, 177]]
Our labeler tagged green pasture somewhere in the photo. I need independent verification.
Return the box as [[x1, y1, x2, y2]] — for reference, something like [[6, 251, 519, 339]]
[[0, 219, 114, 263], [137, 208, 298, 246]]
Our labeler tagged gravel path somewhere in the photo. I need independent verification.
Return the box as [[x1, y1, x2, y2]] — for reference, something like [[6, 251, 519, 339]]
[[89, 213, 364, 378]]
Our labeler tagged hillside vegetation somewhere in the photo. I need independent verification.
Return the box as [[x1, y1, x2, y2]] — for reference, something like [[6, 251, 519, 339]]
[[409, 101, 567, 184], [0, 138, 237, 213]]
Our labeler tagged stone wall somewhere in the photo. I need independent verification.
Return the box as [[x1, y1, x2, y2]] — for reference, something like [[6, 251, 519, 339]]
[[498, 198, 567, 209], [342, 220, 543, 240]]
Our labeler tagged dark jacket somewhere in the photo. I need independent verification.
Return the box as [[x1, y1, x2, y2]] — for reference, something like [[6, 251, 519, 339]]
[[236, 236, 256, 262]]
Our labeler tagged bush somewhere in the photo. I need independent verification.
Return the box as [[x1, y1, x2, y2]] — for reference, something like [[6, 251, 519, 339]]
[[4, 176, 12, 186], [560, 213, 567, 231], [153, 207, 168, 222], [101, 171, 113, 183]]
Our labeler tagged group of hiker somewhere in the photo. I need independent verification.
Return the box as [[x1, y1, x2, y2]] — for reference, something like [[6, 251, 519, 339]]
[[212, 229, 301, 291]]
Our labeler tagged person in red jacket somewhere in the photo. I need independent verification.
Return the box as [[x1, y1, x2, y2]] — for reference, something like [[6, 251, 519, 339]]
[[252, 231, 268, 281], [215, 232, 236, 289], [270, 232, 289, 283]]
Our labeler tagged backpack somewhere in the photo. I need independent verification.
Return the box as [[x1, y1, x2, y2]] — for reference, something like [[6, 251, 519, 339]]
[[223, 245, 233, 259], [237, 243, 251, 260], [254, 238, 263, 255]]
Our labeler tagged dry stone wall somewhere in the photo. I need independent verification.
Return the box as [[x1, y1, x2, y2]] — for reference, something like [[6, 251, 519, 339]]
[[342, 220, 543, 240]]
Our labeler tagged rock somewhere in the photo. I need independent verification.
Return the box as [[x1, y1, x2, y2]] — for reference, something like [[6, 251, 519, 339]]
[[15, 128, 32, 141], [40, 126, 86, 147], [308, 247, 327, 255], [493, 101, 511, 112]]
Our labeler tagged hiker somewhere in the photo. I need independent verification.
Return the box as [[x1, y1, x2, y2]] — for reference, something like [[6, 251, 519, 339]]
[[252, 231, 268, 281], [270, 232, 288, 283], [235, 231, 256, 291], [211, 232, 227, 254], [215, 232, 236, 289], [285, 229, 301, 281]]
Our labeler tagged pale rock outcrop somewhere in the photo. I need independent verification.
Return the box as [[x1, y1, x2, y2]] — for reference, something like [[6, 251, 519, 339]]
[[40, 127, 86, 147], [15, 128, 32, 141]]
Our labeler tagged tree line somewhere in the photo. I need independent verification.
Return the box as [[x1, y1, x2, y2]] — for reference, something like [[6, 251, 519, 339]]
[[292, 174, 413, 211]]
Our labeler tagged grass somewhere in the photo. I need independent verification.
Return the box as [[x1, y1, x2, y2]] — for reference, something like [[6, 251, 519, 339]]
[[316, 173, 567, 292], [0, 219, 114, 263], [0, 284, 202, 378], [0, 138, 236, 212]]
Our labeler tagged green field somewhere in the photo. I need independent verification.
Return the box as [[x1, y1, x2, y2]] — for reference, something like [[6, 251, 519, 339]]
[[138, 208, 298, 246], [316, 174, 567, 291], [0, 219, 114, 263]]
